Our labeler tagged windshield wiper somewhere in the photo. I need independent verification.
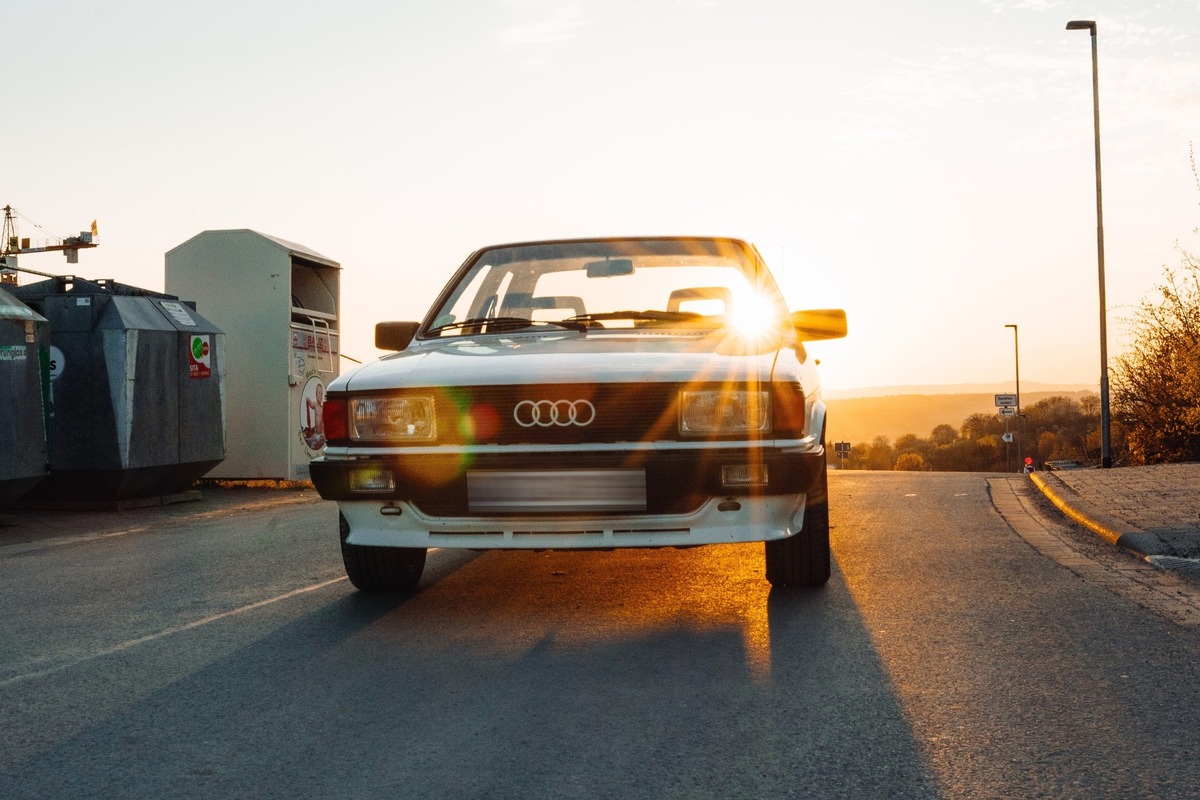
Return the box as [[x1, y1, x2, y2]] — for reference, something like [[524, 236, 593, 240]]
[[565, 310, 705, 325], [426, 316, 587, 335]]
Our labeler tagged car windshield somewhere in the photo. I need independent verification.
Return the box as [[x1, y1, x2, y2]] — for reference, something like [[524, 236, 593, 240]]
[[423, 238, 789, 338]]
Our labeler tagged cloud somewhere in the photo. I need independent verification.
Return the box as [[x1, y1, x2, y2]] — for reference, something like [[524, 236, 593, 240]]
[[981, 0, 1068, 13], [498, 3, 591, 47]]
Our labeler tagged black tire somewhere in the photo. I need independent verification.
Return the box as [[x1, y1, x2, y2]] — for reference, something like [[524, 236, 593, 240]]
[[339, 513, 427, 592], [765, 463, 830, 587]]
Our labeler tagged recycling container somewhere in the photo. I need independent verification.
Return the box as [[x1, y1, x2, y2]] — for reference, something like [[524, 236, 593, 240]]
[[0, 287, 49, 503], [12, 277, 226, 501], [166, 230, 340, 480]]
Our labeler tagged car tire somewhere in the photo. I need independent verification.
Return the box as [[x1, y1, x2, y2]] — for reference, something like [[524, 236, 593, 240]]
[[765, 463, 830, 588], [339, 513, 427, 592]]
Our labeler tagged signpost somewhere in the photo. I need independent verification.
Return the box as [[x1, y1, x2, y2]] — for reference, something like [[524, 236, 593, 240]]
[[996, 394, 1019, 470], [834, 441, 851, 468]]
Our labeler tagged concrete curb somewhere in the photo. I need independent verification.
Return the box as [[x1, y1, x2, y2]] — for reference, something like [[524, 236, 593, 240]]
[[1029, 471, 1172, 558]]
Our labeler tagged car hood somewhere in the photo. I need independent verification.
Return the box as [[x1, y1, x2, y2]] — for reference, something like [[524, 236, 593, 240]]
[[335, 330, 792, 392]]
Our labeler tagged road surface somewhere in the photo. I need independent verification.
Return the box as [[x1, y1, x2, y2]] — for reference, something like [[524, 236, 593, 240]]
[[1, 473, 1198, 799]]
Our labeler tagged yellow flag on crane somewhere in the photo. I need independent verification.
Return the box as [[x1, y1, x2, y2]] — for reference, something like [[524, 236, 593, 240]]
[[90, 219, 98, 237]]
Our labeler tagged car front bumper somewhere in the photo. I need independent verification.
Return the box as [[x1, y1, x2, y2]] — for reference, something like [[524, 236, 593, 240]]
[[311, 441, 825, 549], [334, 494, 809, 549]]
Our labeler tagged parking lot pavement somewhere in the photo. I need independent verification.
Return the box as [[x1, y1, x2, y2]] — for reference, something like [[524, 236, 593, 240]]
[[0, 484, 321, 550], [1031, 462, 1200, 561]]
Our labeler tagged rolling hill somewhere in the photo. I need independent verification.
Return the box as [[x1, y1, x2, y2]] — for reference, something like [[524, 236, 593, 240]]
[[824, 390, 1098, 445]]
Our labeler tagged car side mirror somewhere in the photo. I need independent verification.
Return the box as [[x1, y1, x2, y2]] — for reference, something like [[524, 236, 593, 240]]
[[375, 321, 421, 351], [791, 309, 847, 341]]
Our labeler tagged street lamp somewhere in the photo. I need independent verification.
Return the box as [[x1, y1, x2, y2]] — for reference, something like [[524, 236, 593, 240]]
[[1066, 19, 1113, 468], [1005, 324, 1022, 471]]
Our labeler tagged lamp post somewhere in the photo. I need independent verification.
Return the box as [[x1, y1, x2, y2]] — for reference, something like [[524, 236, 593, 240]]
[[1005, 324, 1022, 471], [1066, 19, 1113, 468]]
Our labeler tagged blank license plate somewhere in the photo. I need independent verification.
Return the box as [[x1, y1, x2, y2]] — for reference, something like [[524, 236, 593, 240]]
[[467, 469, 647, 513]]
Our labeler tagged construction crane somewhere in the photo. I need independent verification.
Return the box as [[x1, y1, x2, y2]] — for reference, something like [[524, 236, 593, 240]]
[[1, 205, 98, 284]]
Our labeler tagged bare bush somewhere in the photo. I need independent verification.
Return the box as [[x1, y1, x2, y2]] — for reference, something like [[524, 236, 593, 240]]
[[1111, 255, 1200, 464]]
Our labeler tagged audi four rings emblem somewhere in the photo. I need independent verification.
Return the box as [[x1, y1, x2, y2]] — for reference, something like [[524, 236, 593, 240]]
[[514, 399, 596, 427]]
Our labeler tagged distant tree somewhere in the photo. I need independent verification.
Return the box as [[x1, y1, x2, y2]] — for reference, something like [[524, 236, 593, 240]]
[[894, 452, 928, 471], [961, 413, 1005, 442], [1037, 430, 1066, 462], [862, 435, 896, 470], [1026, 396, 1085, 434], [893, 433, 932, 462], [1024, 396, 1092, 462], [844, 442, 867, 469], [975, 434, 1006, 472], [927, 437, 988, 471], [1111, 255, 1200, 464], [930, 424, 959, 447], [1079, 393, 1100, 417]]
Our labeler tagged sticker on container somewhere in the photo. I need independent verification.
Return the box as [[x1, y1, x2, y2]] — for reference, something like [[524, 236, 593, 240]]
[[159, 300, 197, 327], [188, 335, 211, 379], [48, 346, 65, 381], [0, 345, 27, 362], [299, 376, 326, 452]]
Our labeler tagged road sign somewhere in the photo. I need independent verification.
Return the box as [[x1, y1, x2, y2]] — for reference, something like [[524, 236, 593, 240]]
[[1002, 432, 1014, 443], [995, 393, 1018, 407], [834, 441, 851, 455], [998, 406, 1016, 417]]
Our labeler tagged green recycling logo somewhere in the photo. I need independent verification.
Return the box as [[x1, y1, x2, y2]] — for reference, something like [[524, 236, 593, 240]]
[[188, 335, 211, 379]]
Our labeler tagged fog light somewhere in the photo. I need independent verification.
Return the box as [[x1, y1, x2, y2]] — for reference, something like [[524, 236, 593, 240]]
[[349, 466, 395, 492], [721, 464, 769, 487]]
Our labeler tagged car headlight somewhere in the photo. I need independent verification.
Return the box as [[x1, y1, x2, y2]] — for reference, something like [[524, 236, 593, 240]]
[[679, 390, 771, 435], [350, 396, 437, 441]]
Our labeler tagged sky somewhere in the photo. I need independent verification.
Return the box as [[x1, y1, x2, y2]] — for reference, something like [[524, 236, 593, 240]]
[[6, 0, 1200, 394]]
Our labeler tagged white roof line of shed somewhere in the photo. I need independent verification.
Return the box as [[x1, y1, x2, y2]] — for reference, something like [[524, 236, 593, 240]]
[[166, 229, 340, 268]]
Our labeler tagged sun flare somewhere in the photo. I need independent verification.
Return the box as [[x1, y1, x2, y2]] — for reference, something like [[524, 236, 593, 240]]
[[728, 290, 782, 337]]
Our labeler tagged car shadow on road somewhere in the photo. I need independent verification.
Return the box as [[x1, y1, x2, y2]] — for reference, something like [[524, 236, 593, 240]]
[[2, 546, 943, 800]]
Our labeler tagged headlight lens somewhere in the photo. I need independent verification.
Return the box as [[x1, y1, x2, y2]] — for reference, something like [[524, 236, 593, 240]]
[[721, 463, 770, 487], [679, 390, 771, 435], [350, 396, 437, 441], [348, 466, 396, 492]]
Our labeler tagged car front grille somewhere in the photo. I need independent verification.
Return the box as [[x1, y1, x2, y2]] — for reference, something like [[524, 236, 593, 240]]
[[432, 383, 681, 445]]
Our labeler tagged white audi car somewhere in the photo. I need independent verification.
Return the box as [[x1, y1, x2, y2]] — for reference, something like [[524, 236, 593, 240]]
[[310, 237, 846, 591]]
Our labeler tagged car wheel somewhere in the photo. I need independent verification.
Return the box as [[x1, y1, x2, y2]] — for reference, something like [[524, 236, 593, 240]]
[[764, 463, 830, 588], [339, 513, 427, 592]]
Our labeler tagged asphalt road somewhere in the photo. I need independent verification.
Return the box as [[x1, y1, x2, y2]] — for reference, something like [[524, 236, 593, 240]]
[[2, 473, 1199, 799]]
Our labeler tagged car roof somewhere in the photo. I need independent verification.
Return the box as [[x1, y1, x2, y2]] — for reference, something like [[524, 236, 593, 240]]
[[471, 235, 752, 249]]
